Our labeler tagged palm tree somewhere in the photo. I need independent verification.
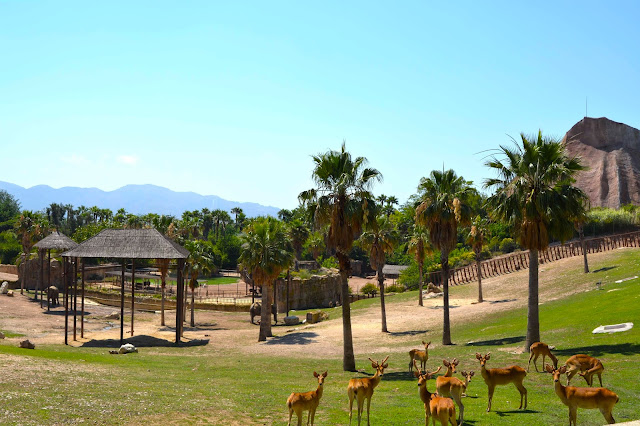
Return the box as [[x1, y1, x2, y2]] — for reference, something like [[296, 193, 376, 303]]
[[304, 230, 326, 262], [239, 217, 294, 341], [415, 169, 473, 345], [299, 142, 381, 371], [359, 215, 398, 332], [485, 131, 587, 351], [15, 211, 46, 296], [408, 225, 430, 306], [466, 216, 488, 303], [288, 219, 309, 260], [231, 207, 243, 228], [184, 240, 216, 327]]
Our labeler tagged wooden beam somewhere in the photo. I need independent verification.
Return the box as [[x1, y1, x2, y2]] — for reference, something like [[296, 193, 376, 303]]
[[120, 261, 125, 345], [81, 259, 85, 339], [131, 259, 135, 337]]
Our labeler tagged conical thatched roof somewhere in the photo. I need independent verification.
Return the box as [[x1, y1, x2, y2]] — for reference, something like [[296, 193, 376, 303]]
[[61, 229, 189, 259], [34, 231, 78, 250]]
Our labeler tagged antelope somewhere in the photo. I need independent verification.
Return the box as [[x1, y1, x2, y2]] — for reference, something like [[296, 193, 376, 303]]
[[442, 358, 459, 376], [347, 356, 389, 426], [528, 341, 558, 372], [459, 370, 474, 397], [475, 352, 527, 412], [435, 363, 468, 425], [546, 364, 618, 425], [565, 354, 604, 387], [414, 361, 457, 426], [409, 341, 431, 374], [286, 371, 327, 426]]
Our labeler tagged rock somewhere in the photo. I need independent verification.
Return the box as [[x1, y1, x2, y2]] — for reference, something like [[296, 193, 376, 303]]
[[563, 117, 640, 208], [284, 316, 300, 326], [306, 311, 329, 324], [0, 331, 5, 339], [6, 290, 13, 297], [109, 343, 138, 354], [19, 339, 35, 349], [0, 281, 8, 294], [105, 312, 120, 320]]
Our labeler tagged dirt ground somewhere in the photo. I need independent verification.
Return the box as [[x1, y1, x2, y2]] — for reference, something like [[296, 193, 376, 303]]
[[0, 249, 629, 358]]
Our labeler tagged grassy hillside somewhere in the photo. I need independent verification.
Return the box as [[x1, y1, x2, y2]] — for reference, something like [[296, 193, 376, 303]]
[[1, 250, 639, 425]]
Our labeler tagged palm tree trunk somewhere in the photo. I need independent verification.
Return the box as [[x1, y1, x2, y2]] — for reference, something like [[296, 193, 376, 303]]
[[190, 284, 195, 327], [338, 253, 356, 371], [378, 264, 388, 333], [258, 284, 270, 342], [267, 283, 274, 337], [418, 263, 424, 306], [21, 253, 25, 295], [441, 251, 452, 345], [160, 281, 166, 326], [526, 249, 540, 352], [579, 225, 589, 273], [476, 257, 483, 303]]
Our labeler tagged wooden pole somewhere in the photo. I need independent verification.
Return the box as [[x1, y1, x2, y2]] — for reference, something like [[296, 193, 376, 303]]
[[120, 261, 125, 345], [73, 258, 77, 341], [131, 259, 135, 337], [176, 259, 184, 344], [39, 249, 44, 308], [47, 249, 51, 311], [63, 257, 69, 345], [81, 259, 85, 339], [286, 269, 290, 317]]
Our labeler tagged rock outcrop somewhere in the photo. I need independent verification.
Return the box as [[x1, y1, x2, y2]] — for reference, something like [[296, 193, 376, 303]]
[[563, 117, 640, 208]]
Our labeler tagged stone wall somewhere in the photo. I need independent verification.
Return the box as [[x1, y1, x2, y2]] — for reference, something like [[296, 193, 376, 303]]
[[0, 264, 18, 275], [17, 258, 63, 289], [273, 270, 341, 312]]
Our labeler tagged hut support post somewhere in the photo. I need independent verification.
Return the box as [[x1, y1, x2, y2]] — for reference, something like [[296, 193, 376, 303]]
[[39, 249, 44, 308], [47, 249, 51, 311], [131, 259, 135, 337], [120, 261, 125, 345], [73, 258, 77, 341], [64, 257, 69, 345], [81, 259, 85, 339], [176, 259, 184, 344]]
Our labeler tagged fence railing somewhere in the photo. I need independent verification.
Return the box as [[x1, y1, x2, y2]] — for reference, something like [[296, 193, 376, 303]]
[[425, 230, 640, 286]]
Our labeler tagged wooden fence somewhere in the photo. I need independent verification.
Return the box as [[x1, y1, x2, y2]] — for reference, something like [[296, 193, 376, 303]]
[[425, 230, 640, 286]]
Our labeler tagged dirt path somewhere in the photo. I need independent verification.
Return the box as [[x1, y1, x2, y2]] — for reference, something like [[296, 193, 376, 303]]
[[0, 249, 630, 359]]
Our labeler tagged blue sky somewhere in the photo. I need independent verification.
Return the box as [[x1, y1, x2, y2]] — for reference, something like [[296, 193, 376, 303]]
[[1, 1, 639, 210]]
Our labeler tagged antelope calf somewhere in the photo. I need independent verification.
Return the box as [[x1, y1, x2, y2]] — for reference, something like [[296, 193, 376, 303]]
[[475, 353, 527, 412], [435, 362, 467, 425], [459, 370, 474, 397], [409, 341, 431, 374], [546, 364, 618, 425], [414, 361, 457, 426], [347, 356, 389, 426], [286, 371, 327, 426], [528, 341, 558, 372], [565, 354, 604, 387]]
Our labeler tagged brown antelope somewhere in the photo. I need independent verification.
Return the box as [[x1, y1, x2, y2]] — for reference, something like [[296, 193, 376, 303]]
[[347, 356, 389, 426], [435, 363, 468, 424], [286, 371, 327, 426], [565, 354, 604, 387], [414, 361, 457, 426], [459, 370, 474, 397], [442, 358, 459, 376], [545, 364, 618, 425], [528, 341, 558, 372], [475, 353, 527, 412], [409, 341, 431, 373]]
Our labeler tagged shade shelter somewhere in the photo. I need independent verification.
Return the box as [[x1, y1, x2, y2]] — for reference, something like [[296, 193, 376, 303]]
[[34, 231, 78, 310], [62, 229, 189, 346]]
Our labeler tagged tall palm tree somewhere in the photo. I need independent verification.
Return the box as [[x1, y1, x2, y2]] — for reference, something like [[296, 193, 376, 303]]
[[407, 225, 430, 306], [359, 215, 398, 332], [299, 142, 381, 371], [304, 230, 326, 262], [157, 258, 171, 326], [239, 217, 294, 341], [15, 211, 46, 296], [288, 219, 309, 260], [466, 216, 488, 303], [184, 240, 216, 327], [415, 169, 473, 345], [485, 131, 587, 351], [231, 207, 243, 229]]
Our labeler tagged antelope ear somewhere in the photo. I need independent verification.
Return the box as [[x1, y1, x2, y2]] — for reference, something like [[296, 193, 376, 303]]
[[314, 371, 319, 377], [475, 353, 482, 360], [414, 370, 420, 378], [422, 340, 426, 345], [559, 366, 567, 374], [382, 363, 388, 369], [470, 371, 475, 376], [545, 364, 553, 373], [453, 358, 459, 365], [322, 371, 328, 377], [443, 359, 450, 366], [427, 341, 431, 346], [460, 370, 467, 376], [485, 353, 491, 360]]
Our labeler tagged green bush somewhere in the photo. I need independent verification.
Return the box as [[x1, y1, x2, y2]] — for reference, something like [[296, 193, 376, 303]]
[[499, 238, 517, 253], [320, 256, 339, 269], [585, 207, 639, 236], [360, 283, 378, 295], [385, 284, 405, 293]]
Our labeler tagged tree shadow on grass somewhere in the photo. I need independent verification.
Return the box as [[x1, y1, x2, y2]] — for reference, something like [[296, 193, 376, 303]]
[[379, 371, 417, 382], [81, 335, 209, 348], [389, 329, 430, 337], [494, 409, 540, 417], [488, 299, 517, 304], [466, 336, 525, 346], [264, 332, 318, 345], [554, 343, 640, 357], [591, 266, 617, 273]]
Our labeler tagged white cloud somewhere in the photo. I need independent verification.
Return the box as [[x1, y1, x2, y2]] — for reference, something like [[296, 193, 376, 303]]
[[117, 155, 139, 166]]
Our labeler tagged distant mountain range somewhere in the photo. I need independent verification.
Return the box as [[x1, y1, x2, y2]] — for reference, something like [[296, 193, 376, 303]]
[[0, 181, 280, 218]]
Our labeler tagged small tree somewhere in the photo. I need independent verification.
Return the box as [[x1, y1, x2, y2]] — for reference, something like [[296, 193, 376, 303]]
[[466, 216, 488, 303], [407, 225, 430, 306], [184, 240, 216, 327], [15, 211, 46, 296]]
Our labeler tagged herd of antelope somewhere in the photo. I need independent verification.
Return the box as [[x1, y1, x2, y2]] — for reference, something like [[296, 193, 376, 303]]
[[285, 340, 619, 426]]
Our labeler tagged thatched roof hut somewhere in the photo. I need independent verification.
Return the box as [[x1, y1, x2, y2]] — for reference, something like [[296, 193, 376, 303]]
[[34, 231, 78, 251]]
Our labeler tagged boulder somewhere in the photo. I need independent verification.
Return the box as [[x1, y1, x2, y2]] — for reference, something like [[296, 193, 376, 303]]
[[105, 312, 120, 320], [109, 343, 138, 354], [6, 290, 13, 297], [0, 331, 5, 339], [0, 281, 8, 294], [19, 339, 35, 349], [306, 311, 329, 324], [284, 316, 300, 326]]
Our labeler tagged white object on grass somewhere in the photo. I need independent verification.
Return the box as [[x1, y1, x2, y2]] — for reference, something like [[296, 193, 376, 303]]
[[592, 322, 633, 334]]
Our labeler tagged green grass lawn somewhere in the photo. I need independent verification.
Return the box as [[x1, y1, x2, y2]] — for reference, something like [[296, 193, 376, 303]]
[[1, 250, 639, 424]]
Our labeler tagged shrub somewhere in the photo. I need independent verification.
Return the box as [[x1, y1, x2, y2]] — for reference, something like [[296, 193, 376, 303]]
[[385, 284, 405, 293], [499, 238, 517, 253], [360, 283, 378, 295], [320, 256, 339, 269]]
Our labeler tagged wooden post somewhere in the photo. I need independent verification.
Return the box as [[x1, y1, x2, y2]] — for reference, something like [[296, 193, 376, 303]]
[[73, 258, 77, 341], [131, 259, 135, 337], [81, 259, 85, 339], [120, 261, 125, 345], [39, 249, 44, 308], [176, 259, 184, 344], [47, 249, 51, 311], [286, 269, 290, 317], [64, 257, 69, 345]]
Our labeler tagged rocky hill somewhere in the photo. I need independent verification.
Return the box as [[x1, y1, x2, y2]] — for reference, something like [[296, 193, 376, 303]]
[[0, 182, 280, 218], [563, 117, 640, 208]]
